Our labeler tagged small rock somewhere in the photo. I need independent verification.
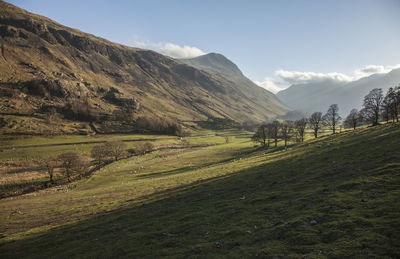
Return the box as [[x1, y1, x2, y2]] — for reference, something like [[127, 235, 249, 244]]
[[310, 219, 317, 225], [215, 241, 224, 249], [296, 222, 311, 230]]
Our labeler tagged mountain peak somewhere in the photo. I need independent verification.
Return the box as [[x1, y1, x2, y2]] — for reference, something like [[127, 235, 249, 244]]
[[180, 52, 243, 79]]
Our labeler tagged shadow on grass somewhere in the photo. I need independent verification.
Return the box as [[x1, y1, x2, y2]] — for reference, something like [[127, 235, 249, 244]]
[[136, 146, 256, 180], [135, 157, 239, 180], [1, 124, 400, 258]]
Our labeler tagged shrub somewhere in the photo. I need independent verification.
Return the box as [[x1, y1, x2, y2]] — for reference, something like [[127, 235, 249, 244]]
[[135, 116, 185, 136], [135, 142, 154, 155]]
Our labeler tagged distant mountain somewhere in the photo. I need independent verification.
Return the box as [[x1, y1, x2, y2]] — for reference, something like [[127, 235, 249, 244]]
[[0, 1, 288, 134], [181, 53, 244, 79], [181, 53, 288, 119], [277, 69, 400, 115]]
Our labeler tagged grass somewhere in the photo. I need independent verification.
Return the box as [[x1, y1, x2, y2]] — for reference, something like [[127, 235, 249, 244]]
[[0, 124, 399, 258], [0, 133, 174, 149], [0, 130, 247, 197]]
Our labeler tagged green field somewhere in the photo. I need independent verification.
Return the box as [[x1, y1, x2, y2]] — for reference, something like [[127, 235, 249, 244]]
[[0, 123, 399, 258], [0, 130, 233, 197]]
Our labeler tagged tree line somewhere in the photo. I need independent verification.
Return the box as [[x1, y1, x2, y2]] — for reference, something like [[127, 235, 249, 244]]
[[35, 140, 154, 184], [252, 85, 400, 148]]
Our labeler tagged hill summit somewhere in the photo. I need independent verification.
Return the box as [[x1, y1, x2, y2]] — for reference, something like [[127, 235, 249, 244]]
[[181, 53, 244, 79]]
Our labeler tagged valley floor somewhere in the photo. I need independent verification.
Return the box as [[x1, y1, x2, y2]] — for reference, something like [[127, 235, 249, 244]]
[[0, 124, 400, 258]]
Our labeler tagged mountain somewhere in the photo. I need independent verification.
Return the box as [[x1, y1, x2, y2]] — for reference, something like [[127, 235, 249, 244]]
[[277, 69, 400, 116], [0, 1, 288, 134], [181, 53, 244, 79], [181, 53, 288, 118]]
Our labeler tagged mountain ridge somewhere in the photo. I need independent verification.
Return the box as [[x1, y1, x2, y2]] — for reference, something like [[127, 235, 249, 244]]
[[0, 1, 288, 134]]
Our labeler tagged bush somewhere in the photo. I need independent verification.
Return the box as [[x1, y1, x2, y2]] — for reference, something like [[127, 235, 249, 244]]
[[63, 98, 97, 121], [135, 142, 154, 155], [135, 116, 185, 136]]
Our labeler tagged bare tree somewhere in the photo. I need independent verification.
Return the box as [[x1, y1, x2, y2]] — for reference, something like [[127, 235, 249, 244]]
[[280, 121, 294, 147], [309, 112, 323, 138], [266, 123, 274, 147], [383, 86, 400, 123], [381, 95, 391, 123], [35, 156, 58, 183], [361, 88, 383, 126], [393, 86, 400, 122], [108, 141, 127, 161], [91, 144, 110, 165], [323, 104, 342, 134], [271, 121, 280, 147], [224, 135, 230, 144], [344, 109, 359, 130], [251, 125, 267, 147], [294, 118, 308, 143], [58, 152, 84, 182]]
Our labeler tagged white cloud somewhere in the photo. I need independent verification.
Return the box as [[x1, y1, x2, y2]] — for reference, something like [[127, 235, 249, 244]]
[[133, 41, 205, 59], [254, 77, 289, 94], [275, 70, 352, 85], [274, 64, 400, 86], [354, 64, 400, 78]]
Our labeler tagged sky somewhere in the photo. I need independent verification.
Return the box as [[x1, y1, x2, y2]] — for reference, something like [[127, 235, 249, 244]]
[[8, 0, 400, 93]]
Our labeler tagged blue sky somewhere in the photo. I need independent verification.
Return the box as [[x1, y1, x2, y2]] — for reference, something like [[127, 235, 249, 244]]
[[8, 0, 400, 92]]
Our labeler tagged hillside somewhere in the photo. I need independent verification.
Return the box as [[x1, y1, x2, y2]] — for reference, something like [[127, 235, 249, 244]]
[[277, 69, 400, 115], [0, 123, 399, 258], [0, 1, 288, 135], [181, 53, 287, 120]]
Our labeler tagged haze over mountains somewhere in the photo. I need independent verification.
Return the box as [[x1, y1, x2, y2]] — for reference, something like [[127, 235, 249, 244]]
[[0, 1, 288, 134], [277, 68, 400, 115], [181, 53, 287, 118]]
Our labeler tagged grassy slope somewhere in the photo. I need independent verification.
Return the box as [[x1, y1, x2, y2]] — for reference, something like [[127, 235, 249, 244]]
[[0, 131, 229, 198], [0, 124, 400, 258]]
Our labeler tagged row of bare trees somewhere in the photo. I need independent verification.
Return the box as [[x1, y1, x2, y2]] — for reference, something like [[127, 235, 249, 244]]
[[252, 105, 342, 148], [36, 141, 155, 184], [343, 86, 400, 129], [36, 152, 86, 183], [251, 119, 308, 148], [252, 84, 400, 148]]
